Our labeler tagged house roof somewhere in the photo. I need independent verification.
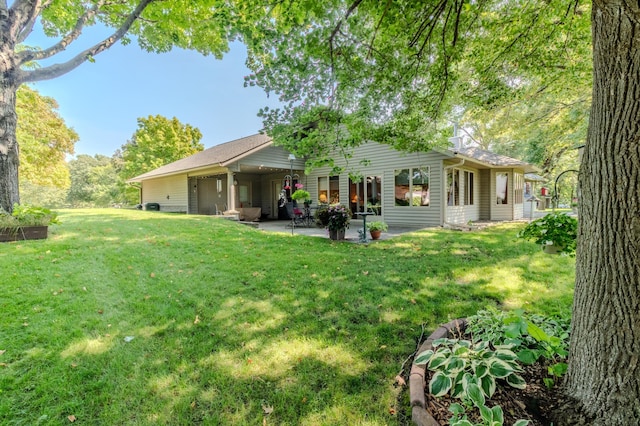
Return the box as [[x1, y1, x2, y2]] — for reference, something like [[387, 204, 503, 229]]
[[127, 133, 272, 182], [451, 146, 539, 173]]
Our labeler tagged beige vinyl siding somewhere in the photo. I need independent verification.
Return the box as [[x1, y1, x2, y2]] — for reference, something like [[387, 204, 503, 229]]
[[444, 166, 481, 224], [142, 174, 188, 213], [479, 169, 491, 220], [306, 142, 446, 227]]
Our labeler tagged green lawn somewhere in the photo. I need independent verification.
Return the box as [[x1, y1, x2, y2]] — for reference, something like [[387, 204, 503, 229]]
[[0, 209, 575, 425]]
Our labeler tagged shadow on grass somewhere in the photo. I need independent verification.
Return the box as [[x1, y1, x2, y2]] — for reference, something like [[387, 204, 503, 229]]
[[0, 209, 575, 425]]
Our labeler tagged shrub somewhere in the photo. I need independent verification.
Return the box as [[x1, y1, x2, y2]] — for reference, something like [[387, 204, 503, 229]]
[[517, 213, 577, 254]]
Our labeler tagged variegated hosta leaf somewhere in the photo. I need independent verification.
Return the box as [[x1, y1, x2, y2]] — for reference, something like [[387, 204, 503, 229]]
[[506, 373, 527, 389], [488, 358, 514, 378], [414, 349, 434, 365], [429, 371, 453, 397], [481, 374, 497, 397]]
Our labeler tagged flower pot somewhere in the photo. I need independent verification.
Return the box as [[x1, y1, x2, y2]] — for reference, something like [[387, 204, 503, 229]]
[[0, 226, 48, 242], [369, 230, 382, 240], [329, 228, 346, 240]]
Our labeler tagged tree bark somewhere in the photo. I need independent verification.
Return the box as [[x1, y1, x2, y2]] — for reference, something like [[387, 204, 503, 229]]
[[0, 42, 20, 213], [564, 0, 640, 423]]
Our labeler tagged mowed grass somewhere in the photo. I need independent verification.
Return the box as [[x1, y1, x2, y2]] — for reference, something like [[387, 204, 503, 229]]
[[0, 209, 575, 425]]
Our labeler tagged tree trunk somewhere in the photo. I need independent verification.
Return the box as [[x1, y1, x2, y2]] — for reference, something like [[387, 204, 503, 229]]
[[563, 0, 640, 424], [0, 79, 20, 214]]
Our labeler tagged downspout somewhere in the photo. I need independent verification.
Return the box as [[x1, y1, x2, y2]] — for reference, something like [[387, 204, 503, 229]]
[[442, 159, 465, 227]]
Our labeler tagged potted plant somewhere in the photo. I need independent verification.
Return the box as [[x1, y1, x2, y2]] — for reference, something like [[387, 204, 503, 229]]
[[291, 183, 311, 205], [517, 212, 578, 255], [326, 204, 351, 240], [367, 220, 388, 240], [0, 204, 60, 242]]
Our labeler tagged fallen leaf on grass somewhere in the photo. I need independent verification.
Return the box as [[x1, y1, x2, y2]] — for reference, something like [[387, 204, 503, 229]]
[[0, 350, 5, 355], [362, 271, 369, 275], [410, 299, 417, 304], [395, 375, 406, 386], [67, 415, 76, 422], [194, 315, 200, 324], [389, 407, 396, 415], [262, 404, 274, 415], [0, 363, 7, 367], [150, 272, 156, 278]]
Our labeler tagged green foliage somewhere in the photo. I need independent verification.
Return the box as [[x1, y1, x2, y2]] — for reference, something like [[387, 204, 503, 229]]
[[240, 0, 592, 172], [67, 155, 126, 207], [366, 221, 388, 232], [16, 86, 78, 190], [467, 309, 570, 387], [326, 204, 351, 231], [314, 203, 331, 227], [414, 338, 526, 400], [0, 204, 60, 228], [120, 115, 203, 180], [517, 213, 578, 254], [291, 189, 310, 201], [19, 180, 69, 208]]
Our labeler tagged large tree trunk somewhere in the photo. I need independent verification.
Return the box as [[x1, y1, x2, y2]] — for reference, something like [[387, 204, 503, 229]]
[[564, 0, 640, 424], [0, 78, 20, 214]]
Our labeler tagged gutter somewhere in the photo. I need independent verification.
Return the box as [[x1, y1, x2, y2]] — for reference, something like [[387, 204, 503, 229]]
[[441, 159, 465, 227]]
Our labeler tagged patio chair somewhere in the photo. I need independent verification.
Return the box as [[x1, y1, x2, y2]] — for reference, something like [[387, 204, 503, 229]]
[[285, 202, 304, 225]]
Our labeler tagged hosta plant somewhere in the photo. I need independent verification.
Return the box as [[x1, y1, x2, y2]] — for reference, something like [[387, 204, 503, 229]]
[[414, 338, 526, 400], [467, 309, 570, 388]]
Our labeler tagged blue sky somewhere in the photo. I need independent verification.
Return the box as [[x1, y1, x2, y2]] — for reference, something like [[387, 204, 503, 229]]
[[29, 28, 280, 157]]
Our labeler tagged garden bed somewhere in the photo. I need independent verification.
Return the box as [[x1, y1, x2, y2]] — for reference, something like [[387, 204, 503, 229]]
[[410, 316, 568, 425]]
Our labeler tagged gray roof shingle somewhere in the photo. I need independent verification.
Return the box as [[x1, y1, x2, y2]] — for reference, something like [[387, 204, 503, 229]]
[[453, 146, 538, 172], [128, 133, 272, 182]]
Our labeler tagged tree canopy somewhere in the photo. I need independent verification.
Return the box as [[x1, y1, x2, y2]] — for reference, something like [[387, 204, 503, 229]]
[[0, 0, 242, 213], [119, 114, 203, 180], [238, 0, 591, 171], [16, 86, 78, 189]]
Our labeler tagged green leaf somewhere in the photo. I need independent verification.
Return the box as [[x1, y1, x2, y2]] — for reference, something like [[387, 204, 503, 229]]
[[480, 374, 496, 398], [445, 357, 465, 374], [491, 405, 504, 423], [489, 359, 514, 378], [543, 377, 555, 388], [494, 349, 518, 361], [549, 362, 568, 377], [516, 349, 538, 365], [513, 420, 530, 426], [527, 322, 550, 342], [449, 403, 465, 415], [414, 350, 434, 365], [467, 383, 485, 407], [428, 352, 449, 370], [506, 373, 527, 389], [479, 404, 493, 422], [429, 371, 453, 397], [475, 363, 488, 378]]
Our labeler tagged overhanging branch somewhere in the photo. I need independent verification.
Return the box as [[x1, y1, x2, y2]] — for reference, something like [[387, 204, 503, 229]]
[[17, 0, 155, 84], [18, 0, 105, 62]]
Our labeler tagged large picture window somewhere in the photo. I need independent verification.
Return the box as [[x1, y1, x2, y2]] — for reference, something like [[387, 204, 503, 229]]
[[496, 172, 509, 204], [395, 167, 430, 207]]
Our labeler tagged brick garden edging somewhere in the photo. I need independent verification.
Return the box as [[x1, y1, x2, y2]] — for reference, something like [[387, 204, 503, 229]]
[[409, 319, 468, 426]]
